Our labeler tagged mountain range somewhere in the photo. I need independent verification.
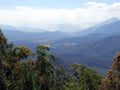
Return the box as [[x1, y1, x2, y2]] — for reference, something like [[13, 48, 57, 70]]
[[0, 25, 68, 41], [76, 17, 120, 36], [1, 17, 120, 75]]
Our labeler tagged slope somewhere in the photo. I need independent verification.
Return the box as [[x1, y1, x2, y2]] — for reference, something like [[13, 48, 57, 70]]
[[76, 17, 120, 36], [52, 34, 120, 69]]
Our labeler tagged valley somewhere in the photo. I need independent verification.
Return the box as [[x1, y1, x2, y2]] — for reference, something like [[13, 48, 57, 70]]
[[1, 17, 120, 75]]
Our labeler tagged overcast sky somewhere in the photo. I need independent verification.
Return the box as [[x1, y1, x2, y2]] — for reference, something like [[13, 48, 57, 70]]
[[0, 0, 120, 31]]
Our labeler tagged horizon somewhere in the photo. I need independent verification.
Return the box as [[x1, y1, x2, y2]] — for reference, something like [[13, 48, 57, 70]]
[[0, 17, 120, 33], [0, 0, 120, 32]]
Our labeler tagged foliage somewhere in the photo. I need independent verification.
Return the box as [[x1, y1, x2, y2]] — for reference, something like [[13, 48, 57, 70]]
[[0, 29, 103, 90], [67, 64, 103, 90], [99, 52, 120, 90]]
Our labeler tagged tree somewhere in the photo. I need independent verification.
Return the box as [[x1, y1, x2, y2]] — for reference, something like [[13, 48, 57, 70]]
[[0, 29, 8, 90], [99, 52, 120, 90], [0, 29, 104, 90], [35, 45, 55, 90], [70, 64, 103, 90], [2, 46, 33, 90]]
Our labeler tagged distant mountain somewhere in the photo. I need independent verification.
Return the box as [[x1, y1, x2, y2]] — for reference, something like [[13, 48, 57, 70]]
[[97, 17, 120, 26], [47, 18, 120, 71], [0, 25, 47, 33], [19, 27, 47, 33], [51, 23, 81, 34], [54, 33, 114, 45], [3, 30, 68, 41], [76, 17, 120, 36], [0, 24, 18, 31], [0, 25, 68, 41], [53, 17, 120, 45]]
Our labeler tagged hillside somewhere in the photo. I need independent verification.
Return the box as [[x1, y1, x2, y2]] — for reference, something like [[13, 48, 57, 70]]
[[76, 18, 120, 36], [14, 33, 120, 72], [0, 24, 68, 41], [52, 34, 120, 69], [3, 30, 68, 41]]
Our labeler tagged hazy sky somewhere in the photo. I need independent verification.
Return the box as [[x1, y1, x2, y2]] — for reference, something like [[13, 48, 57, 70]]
[[0, 0, 120, 31]]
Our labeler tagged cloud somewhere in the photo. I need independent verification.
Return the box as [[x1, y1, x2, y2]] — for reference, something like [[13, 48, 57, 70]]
[[16, 6, 32, 11], [0, 2, 120, 31]]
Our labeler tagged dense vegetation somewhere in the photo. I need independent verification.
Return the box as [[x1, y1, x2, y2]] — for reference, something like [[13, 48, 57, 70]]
[[1, 28, 120, 90]]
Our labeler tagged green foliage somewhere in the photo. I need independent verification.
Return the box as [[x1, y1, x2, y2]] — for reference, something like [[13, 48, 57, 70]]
[[0, 29, 9, 90], [67, 64, 103, 90], [35, 45, 55, 90], [12, 46, 34, 60], [0, 30, 103, 90]]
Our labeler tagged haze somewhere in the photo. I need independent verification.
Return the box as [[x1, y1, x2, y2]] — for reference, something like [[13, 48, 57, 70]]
[[0, 0, 120, 32]]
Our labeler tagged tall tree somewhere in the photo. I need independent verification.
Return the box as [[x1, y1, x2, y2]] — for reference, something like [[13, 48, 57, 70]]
[[69, 64, 103, 90], [99, 52, 120, 90], [35, 45, 55, 90], [0, 29, 8, 90]]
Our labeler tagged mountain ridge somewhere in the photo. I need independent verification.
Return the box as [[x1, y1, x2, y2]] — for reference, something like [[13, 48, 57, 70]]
[[1, 27, 68, 41], [75, 17, 120, 36]]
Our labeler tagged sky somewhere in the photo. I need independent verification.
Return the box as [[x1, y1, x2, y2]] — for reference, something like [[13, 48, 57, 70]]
[[0, 0, 120, 31]]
